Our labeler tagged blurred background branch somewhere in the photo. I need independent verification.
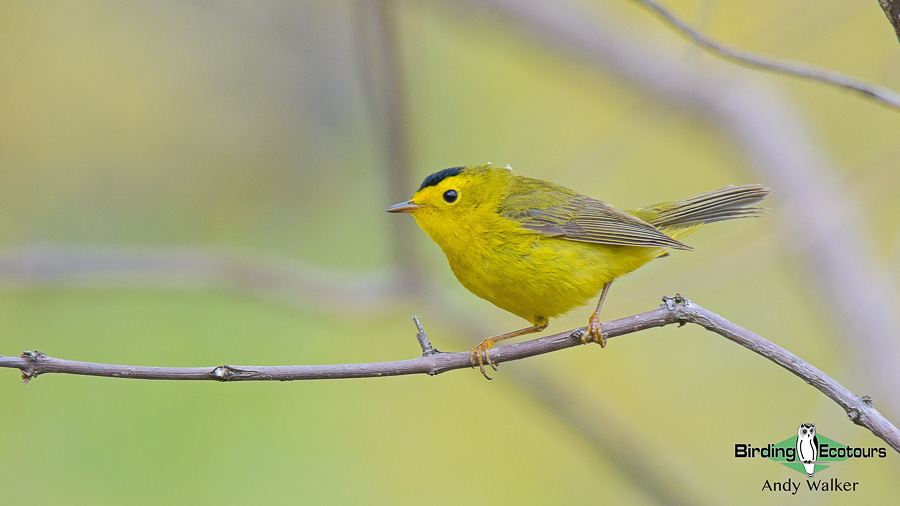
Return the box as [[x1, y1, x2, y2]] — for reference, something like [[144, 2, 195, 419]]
[[634, 0, 900, 111], [0, 243, 398, 314], [355, 0, 423, 291]]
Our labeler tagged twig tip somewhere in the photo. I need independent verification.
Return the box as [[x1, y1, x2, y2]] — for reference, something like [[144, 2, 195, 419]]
[[411, 315, 437, 356]]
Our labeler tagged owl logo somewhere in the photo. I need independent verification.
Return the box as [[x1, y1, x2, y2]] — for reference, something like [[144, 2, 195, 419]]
[[796, 423, 819, 477]]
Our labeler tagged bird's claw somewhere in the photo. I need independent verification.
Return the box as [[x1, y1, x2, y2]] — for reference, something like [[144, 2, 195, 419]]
[[470, 338, 498, 380], [585, 315, 607, 348]]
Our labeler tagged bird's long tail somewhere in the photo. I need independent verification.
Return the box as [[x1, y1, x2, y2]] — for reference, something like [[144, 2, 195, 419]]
[[632, 184, 770, 230]]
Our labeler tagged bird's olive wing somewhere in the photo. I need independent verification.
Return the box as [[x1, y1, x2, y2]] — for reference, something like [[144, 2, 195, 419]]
[[506, 195, 692, 250]]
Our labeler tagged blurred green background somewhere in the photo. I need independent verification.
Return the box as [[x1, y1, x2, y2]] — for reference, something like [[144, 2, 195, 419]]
[[2, 1, 899, 504]]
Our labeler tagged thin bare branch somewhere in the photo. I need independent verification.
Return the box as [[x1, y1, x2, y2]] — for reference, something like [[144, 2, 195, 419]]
[[634, 0, 900, 111], [2, 296, 897, 454], [880, 0, 900, 44]]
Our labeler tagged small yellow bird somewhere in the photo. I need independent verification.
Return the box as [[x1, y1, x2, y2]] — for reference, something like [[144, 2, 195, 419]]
[[387, 163, 769, 378]]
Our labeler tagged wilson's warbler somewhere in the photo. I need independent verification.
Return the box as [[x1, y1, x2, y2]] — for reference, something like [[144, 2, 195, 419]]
[[387, 163, 769, 378]]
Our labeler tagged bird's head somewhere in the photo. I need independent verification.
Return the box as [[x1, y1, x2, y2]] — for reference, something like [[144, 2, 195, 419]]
[[387, 163, 511, 243]]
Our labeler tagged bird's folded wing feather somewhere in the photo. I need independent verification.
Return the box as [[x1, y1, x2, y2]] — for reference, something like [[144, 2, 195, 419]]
[[503, 194, 691, 250]]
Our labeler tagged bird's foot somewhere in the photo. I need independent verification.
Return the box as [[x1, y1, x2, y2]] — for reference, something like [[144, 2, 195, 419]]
[[585, 314, 607, 347], [469, 338, 499, 380]]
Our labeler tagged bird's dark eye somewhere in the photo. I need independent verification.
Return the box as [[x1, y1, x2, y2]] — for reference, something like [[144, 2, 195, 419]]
[[443, 189, 458, 203]]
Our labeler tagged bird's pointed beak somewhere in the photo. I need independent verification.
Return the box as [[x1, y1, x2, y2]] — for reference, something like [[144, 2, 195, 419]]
[[386, 200, 423, 213]]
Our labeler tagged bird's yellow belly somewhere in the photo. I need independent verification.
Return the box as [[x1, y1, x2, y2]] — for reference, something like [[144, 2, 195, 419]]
[[443, 229, 660, 325]]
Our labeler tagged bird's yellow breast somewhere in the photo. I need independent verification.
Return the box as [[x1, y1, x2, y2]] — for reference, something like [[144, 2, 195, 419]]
[[415, 209, 660, 325]]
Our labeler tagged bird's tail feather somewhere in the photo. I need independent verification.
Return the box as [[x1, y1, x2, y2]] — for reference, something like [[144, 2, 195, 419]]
[[641, 184, 771, 230]]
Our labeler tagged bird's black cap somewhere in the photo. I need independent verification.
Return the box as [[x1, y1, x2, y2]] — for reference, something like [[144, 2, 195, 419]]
[[418, 166, 465, 191]]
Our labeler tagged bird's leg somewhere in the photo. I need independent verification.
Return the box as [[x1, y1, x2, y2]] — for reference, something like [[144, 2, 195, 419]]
[[470, 318, 548, 380], [586, 282, 612, 347]]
